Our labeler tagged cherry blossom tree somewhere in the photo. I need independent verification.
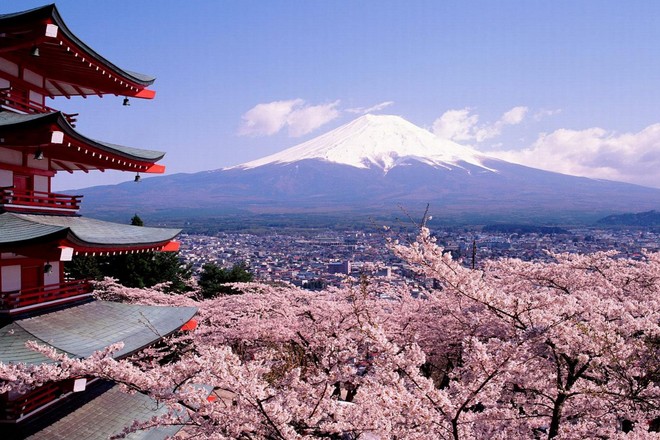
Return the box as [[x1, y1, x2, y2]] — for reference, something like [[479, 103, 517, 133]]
[[1, 228, 658, 439], [391, 229, 659, 439]]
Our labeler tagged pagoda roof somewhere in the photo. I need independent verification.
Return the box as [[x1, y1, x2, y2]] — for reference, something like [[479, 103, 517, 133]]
[[27, 385, 184, 440], [0, 4, 156, 98], [0, 212, 180, 255], [0, 111, 166, 173], [0, 300, 197, 365]]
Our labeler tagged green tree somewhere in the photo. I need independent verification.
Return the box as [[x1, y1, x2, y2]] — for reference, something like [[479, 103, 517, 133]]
[[303, 278, 327, 291], [198, 261, 253, 298], [104, 251, 193, 291], [66, 254, 104, 281], [130, 213, 144, 226], [65, 214, 192, 292]]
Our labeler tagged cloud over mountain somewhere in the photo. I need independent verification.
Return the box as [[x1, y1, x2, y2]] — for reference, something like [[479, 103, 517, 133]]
[[432, 106, 529, 142], [346, 101, 394, 115], [490, 124, 660, 189], [239, 99, 340, 137]]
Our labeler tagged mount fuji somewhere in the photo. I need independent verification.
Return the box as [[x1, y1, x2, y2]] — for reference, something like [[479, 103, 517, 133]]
[[233, 114, 492, 173], [79, 114, 660, 224]]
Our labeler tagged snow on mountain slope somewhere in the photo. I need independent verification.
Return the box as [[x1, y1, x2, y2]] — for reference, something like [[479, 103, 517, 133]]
[[232, 114, 494, 172]]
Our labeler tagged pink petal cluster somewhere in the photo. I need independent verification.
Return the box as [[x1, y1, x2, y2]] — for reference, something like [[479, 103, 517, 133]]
[[1, 228, 658, 439]]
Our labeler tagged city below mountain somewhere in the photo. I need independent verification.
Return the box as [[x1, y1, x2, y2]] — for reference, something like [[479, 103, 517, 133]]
[[77, 114, 660, 226]]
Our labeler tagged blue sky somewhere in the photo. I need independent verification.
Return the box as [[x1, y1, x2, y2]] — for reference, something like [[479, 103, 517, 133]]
[[4, 1, 660, 189]]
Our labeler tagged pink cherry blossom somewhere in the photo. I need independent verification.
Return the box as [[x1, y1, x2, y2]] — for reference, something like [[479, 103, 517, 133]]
[[1, 228, 658, 439]]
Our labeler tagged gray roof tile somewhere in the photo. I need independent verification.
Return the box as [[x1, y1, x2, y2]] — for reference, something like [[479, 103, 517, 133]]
[[0, 112, 165, 161], [27, 385, 182, 440], [0, 213, 180, 247], [0, 5, 156, 86], [0, 213, 66, 244], [0, 323, 65, 364], [0, 301, 197, 364]]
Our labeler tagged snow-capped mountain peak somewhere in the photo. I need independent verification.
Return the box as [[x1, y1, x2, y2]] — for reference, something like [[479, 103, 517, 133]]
[[232, 114, 492, 172]]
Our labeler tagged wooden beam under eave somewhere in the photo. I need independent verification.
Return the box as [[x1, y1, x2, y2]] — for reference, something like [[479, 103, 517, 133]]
[[0, 29, 46, 54], [0, 41, 37, 55], [52, 160, 74, 174], [73, 163, 89, 173], [71, 85, 87, 98], [0, 70, 54, 99], [0, 128, 56, 147], [3, 242, 71, 262], [49, 80, 71, 99], [0, 162, 55, 177], [72, 242, 176, 255]]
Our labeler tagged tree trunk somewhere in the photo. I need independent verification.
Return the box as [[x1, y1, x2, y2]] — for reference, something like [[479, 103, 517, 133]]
[[548, 393, 566, 438]]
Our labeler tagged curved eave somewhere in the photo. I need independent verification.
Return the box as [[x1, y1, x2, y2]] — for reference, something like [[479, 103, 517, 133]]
[[0, 301, 198, 364], [64, 237, 182, 256], [0, 212, 181, 256], [28, 385, 187, 440], [0, 112, 166, 172], [0, 4, 156, 98], [54, 112, 166, 163], [0, 211, 68, 246]]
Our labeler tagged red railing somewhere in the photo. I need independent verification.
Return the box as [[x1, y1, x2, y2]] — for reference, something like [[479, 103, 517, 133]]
[[0, 279, 92, 312], [1, 380, 74, 421], [0, 186, 83, 214], [0, 88, 78, 125]]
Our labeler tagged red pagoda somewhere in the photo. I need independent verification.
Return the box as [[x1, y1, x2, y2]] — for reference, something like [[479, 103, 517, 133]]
[[0, 5, 196, 438]]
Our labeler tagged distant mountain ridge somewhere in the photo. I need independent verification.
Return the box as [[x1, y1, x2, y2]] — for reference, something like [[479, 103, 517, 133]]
[[597, 210, 660, 226], [76, 114, 660, 225], [482, 224, 570, 234]]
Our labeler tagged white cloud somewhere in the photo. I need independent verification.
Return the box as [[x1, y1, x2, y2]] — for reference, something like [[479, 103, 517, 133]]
[[432, 106, 528, 142], [239, 99, 340, 137], [347, 101, 394, 114], [533, 108, 562, 121], [431, 108, 479, 141], [287, 101, 341, 137], [238, 99, 303, 136], [501, 106, 528, 125], [489, 124, 660, 188]]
